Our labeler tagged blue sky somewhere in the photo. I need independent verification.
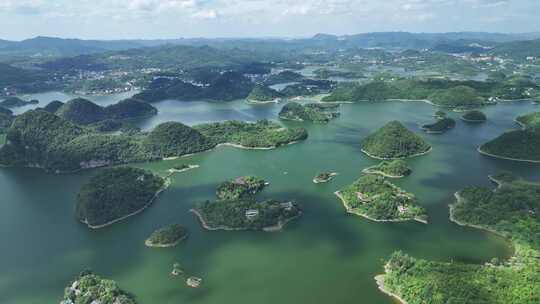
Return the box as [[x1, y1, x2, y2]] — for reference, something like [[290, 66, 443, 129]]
[[0, 0, 538, 40]]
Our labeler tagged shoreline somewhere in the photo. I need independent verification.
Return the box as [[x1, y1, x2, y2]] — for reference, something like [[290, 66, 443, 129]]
[[361, 146, 432, 160], [477, 146, 540, 163], [334, 191, 427, 224], [362, 167, 407, 179], [190, 208, 300, 232], [82, 178, 171, 229], [374, 274, 408, 304]]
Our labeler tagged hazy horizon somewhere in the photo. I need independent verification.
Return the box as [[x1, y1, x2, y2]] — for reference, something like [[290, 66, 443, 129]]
[[1, 0, 539, 41]]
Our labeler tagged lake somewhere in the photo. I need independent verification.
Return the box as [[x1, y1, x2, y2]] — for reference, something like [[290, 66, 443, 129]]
[[1, 92, 539, 304]]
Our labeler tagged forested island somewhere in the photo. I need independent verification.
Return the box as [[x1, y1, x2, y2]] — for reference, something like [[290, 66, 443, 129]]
[[192, 176, 301, 231], [76, 167, 167, 228], [0, 111, 307, 172], [361, 121, 431, 159], [335, 174, 427, 223], [362, 160, 412, 178], [479, 112, 540, 162], [61, 271, 136, 304], [421, 117, 456, 133], [145, 224, 188, 247], [194, 120, 308, 149], [279, 102, 340, 123], [321, 78, 533, 108], [461, 110, 487, 123], [377, 175, 540, 304]]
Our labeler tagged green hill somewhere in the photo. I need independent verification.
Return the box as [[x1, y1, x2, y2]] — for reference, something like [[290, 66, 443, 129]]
[[57, 97, 157, 125], [361, 121, 431, 159], [247, 85, 283, 102], [480, 129, 540, 162], [462, 110, 487, 122], [279, 102, 339, 123], [76, 167, 165, 228], [143, 122, 214, 158], [516, 111, 540, 130], [0, 97, 39, 108], [62, 271, 137, 304]]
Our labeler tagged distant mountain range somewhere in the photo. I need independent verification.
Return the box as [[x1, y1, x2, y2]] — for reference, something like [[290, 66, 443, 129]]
[[2, 32, 540, 58]]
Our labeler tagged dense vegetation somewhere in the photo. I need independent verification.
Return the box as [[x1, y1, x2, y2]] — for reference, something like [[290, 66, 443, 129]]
[[246, 85, 283, 102], [40, 100, 64, 113], [76, 167, 165, 228], [195, 120, 308, 148], [145, 224, 188, 247], [361, 121, 431, 159], [480, 129, 540, 161], [142, 122, 214, 158], [56, 97, 157, 125], [516, 111, 540, 130], [0, 111, 307, 172], [380, 176, 540, 304], [322, 78, 532, 107], [216, 176, 267, 200], [0, 107, 13, 134], [195, 176, 300, 231], [62, 271, 136, 304], [264, 71, 304, 85], [363, 160, 412, 178], [279, 102, 339, 123], [133, 72, 254, 102], [462, 110, 487, 122], [421, 117, 456, 133], [0, 97, 39, 108], [337, 174, 427, 222], [313, 68, 364, 79]]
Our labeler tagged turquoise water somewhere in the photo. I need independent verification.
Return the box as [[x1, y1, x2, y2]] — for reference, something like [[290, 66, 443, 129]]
[[1, 93, 539, 304]]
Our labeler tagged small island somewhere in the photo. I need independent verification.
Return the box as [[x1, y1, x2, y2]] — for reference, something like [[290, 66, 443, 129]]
[[61, 271, 136, 304], [0, 96, 39, 108], [216, 176, 268, 200], [376, 175, 540, 304], [313, 172, 338, 183], [361, 121, 432, 159], [362, 160, 412, 178], [145, 224, 188, 248], [76, 167, 167, 229], [421, 117, 456, 134], [335, 174, 427, 223], [461, 110, 487, 123], [192, 176, 301, 231], [279, 102, 340, 123]]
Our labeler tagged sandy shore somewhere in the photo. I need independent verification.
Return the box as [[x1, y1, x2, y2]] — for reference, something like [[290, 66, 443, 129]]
[[334, 191, 427, 224], [477, 146, 540, 163], [361, 147, 432, 160], [82, 178, 171, 229]]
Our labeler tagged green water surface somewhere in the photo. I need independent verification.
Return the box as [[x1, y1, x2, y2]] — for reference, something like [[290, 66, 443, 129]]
[[1, 93, 539, 304]]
